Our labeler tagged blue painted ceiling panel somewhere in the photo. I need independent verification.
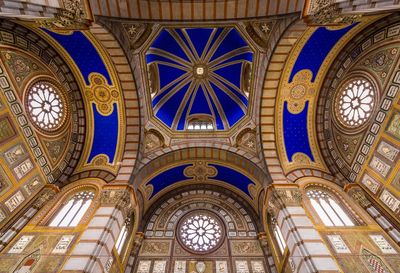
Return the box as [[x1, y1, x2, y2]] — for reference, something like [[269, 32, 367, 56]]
[[146, 27, 253, 131]]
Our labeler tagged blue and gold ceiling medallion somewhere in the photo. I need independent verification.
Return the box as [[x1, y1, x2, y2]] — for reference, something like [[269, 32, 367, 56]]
[[145, 27, 253, 131]]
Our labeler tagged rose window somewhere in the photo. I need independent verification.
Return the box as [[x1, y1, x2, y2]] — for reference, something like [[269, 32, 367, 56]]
[[179, 212, 223, 252], [335, 78, 375, 128], [27, 81, 66, 131]]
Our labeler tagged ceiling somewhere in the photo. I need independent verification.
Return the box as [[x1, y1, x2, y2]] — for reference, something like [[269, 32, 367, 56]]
[[145, 27, 253, 131]]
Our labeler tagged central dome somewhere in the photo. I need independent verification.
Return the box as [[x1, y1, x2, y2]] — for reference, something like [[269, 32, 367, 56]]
[[145, 27, 253, 131]]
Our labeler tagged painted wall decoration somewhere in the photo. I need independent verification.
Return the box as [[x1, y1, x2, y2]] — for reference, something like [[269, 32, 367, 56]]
[[369, 235, 397, 254], [8, 235, 34, 254], [0, 116, 15, 144], [361, 173, 381, 194], [137, 260, 152, 273], [144, 27, 254, 131], [5, 191, 25, 212], [369, 156, 391, 178], [235, 260, 250, 273], [360, 248, 393, 273], [52, 235, 74, 254], [41, 28, 126, 176], [377, 141, 399, 162], [144, 162, 257, 200], [379, 189, 400, 213], [327, 235, 351, 254], [386, 112, 400, 140], [174, 260, 186, 273], [275, 20, 371, 173]]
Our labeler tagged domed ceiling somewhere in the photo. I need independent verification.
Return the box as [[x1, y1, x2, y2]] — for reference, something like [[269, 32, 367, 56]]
[[145, 27, 254, 131]]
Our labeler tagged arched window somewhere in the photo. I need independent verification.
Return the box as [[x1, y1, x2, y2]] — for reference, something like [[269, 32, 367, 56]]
[[187, 118, 214, 131], [49, 191, 95, 227], [307, 189, 354, 227], [272, 218, 286, 254], [115, 221, 129, 255]]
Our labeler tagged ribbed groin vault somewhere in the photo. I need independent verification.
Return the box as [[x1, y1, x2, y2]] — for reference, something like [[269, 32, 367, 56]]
[[0, 1, 399, 273]]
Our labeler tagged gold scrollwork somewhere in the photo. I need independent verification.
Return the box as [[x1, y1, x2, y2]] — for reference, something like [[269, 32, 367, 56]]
[[85, 73, 119, 116], [282, 70, 316, 114]]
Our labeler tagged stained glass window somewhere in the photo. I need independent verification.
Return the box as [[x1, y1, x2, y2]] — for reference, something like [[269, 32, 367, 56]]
[[307, 189, 354, 227], [27, 81, 65, 131], [335, 78, 375, 127], [179, 213, 222, 252], [50, 191, 94, 227]]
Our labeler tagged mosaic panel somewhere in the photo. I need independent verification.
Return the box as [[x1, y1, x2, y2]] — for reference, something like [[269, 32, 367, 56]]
[[5, 190, 25, 212], [369, 156, 391, 177], [377, 141, 399, 162], [369, 235, 397, 254], [327, 235, 351, 254], [379, 189, 400, 213], [361, 173, 381, 194]]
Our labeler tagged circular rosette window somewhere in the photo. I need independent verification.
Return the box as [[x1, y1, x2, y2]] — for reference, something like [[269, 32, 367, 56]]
[[334, 77, 375, 129], [178, 211, 224, 253], [26, 79, 68, 133]]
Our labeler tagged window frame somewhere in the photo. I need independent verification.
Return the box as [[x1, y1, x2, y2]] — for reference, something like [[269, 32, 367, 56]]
[[306, 186, 362, 227], [48, 190, 95, 228]]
